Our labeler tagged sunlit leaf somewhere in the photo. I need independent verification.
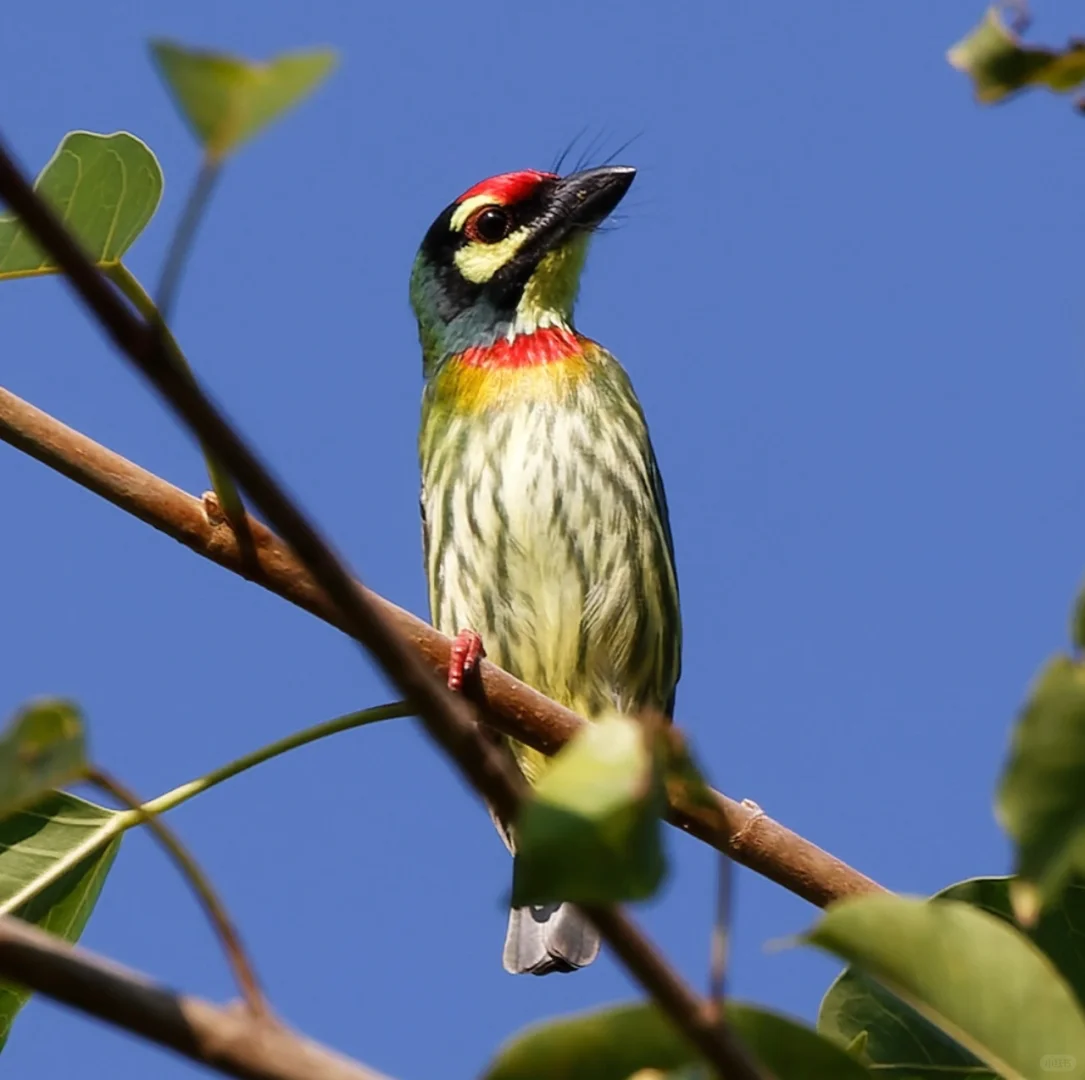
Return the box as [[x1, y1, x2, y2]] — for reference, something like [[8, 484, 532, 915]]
[[807, 893, 1085, 1080], [511, 714, 666, 907], [150, 40, 337, 159], [0, 131, 162, 280], [948, 7, 1085, 105], [998, 656, 1085, 918], [482, 1000, 872, 1080], [0, 700, 86, 818], [0, 792, 121, 1051]]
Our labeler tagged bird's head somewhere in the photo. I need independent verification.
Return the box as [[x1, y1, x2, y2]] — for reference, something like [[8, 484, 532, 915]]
[[409, 165, 635, 374]]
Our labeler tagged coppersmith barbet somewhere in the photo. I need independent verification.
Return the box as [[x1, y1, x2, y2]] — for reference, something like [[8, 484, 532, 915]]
[[410, 165, 681, 974]]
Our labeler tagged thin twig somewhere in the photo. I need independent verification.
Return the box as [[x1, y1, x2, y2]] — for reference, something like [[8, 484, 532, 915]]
[[709, 853, 731, 1010], [142, 701, 415, 815], [0, 914, 394, 1080], [0, 136, 764, 1078], [0, 382, 881, 907], [86, 766, 268, 1020]]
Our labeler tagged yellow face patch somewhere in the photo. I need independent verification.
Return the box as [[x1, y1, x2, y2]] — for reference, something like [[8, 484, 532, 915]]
[[446, 194, 525, 284], [453, 229, 531, 283]]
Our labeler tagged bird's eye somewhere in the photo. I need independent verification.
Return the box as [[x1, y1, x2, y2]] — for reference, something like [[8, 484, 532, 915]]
[[468, 206, 511, 244]]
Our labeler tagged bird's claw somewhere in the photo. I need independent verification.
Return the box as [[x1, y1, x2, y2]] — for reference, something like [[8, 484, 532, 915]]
[[448, 629, 485, 691]]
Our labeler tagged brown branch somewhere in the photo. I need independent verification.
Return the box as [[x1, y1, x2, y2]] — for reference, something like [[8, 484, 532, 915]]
[[0, 139, 766, 1079], [0, 913, 393, 1080], [0, 382, 881, 909]]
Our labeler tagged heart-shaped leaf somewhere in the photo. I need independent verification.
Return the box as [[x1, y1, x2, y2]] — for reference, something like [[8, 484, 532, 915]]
[[150, 40, 337, 160], [0, 131, 162, 281], [511, 714, 666, 906]]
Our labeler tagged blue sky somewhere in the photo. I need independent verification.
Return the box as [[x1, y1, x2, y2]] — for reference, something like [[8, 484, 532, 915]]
[[2, 2, 1083, 1077]]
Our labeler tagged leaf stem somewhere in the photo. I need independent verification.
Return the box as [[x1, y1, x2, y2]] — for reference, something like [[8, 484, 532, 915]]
[[143, 701, 413, 816], [0, 703, 411, 920]]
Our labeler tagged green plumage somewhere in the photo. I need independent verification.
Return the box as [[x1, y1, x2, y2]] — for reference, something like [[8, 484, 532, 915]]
[[418, 338, 681, 782]]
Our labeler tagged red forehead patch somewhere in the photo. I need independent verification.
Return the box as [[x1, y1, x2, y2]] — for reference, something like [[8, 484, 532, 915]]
[[457, 169, 556, 205]]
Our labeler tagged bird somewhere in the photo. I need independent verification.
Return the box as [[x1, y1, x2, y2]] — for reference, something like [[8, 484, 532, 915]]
[[410, 164, 681, 975]]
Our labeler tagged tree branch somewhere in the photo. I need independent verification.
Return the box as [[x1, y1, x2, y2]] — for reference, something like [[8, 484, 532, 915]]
[[0, 914, 394, 1080], [0, 133, 875, 1078], [0, 381, 881, 909]]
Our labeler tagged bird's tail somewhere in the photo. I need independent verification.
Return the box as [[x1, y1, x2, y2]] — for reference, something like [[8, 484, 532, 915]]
[[502, 902, 601, 975]]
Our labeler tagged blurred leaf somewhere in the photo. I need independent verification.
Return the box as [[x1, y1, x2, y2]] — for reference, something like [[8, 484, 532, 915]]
[[0, 792, 121, 1051], [843, 1030, 868, 1058], [948, 7, 1085, 105], [998, 656, 1085, 918], [819, 877, 1085, 1078], [511, 714, 666, 906], [946, 877, 1085, 1006], [806, 893, 1085, 1080], [483, 1003, 690, 1080], [727, 1005, 873, 1079], [660, 726, 717, 813], [150, 40, 337, 159], [0, 131, 162, 280], [482, 1000, 872, 1080], [0, 700, 86, 818]]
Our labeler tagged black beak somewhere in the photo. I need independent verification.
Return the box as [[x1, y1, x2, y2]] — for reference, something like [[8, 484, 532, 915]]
[[489, 165, 636, 303], [551, 165, 636, 229]]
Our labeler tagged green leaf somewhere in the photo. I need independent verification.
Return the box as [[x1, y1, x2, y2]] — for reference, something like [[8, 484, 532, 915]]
[[0, 792, 121, 1051], [661, 727, 718, 813], [511, 714, 666, 907], [820, 960, 994, 1080], [998, 656, 1085, 918], [482, 1001, 873, 1080], [947, 7, 1085, 105], [819, 877, 1085, 1079], [727, 1005, 873, 1079], [807, 893, 1085, 1080], [0, 700, 87, 818], [150, 40, 337, 159], [0, 131, 162, 281]]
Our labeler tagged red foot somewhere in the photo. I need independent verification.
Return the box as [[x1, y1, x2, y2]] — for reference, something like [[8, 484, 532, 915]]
[[448, 629, 485, 691]]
